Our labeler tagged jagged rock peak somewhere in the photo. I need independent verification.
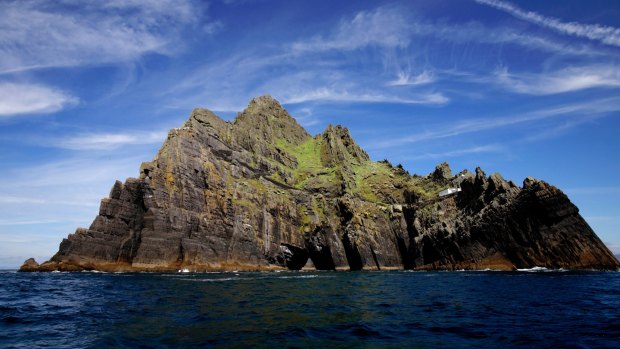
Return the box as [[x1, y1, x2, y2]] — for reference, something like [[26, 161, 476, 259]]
[[183, 107, 232, 142], [237, 95, 289, 121], [321, 124, 369, 167], [486, 172, 517, 197], [234, 95, 310, 146], [247, 94, 281, 109], [474, 167, 488, 187], [431, 162, 452, 182], [523, 176, 538, 189]]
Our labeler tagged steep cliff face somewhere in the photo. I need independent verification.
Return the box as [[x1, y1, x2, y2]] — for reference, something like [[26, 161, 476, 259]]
[[20, 96, 620, 271]]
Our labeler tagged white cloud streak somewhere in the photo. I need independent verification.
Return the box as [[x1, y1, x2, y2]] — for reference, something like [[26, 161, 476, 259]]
[[388, 70, 435, 86], [522, 114, 607, 142], [405, 144, 503, 160], [496, 65, 620, 95], [475, 0, 620, 47], [193, 4, 620, 120], [0, 219, 61, 226], [281, 88, 448, 105], [0, 155, 145, 188], [0, 82, 77, 116], [290, 4, 600, 57], [0, 196, 98, 207], [410, 19, 611, 58], [291, 7, 411, 52], [0, 0, 204, 73], [54, 131, 168, 150], [168, 4, 613, 114], [371, 97, 620, 149], [290, 4, 597, 58]]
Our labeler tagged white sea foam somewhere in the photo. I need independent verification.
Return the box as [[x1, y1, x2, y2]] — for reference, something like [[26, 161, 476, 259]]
[[181, 277, 246, 282], [161, 274, 193, 278], [516, 266, 554, 272], [275, 274, 320, 279], [176, 274, 326, 282]]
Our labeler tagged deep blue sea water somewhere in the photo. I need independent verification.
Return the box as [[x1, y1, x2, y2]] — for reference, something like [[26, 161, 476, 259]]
[[1, 270, 619, 348]]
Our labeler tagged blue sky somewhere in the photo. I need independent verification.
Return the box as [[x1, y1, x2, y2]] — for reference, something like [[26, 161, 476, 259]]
[[1, 0, 619, 268]]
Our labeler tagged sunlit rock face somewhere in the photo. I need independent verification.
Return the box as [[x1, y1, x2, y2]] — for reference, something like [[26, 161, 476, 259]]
[[20, 96, 620, 272]]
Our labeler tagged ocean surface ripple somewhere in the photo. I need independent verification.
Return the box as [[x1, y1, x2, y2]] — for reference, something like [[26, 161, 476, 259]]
[[1, 270, 619, 348]]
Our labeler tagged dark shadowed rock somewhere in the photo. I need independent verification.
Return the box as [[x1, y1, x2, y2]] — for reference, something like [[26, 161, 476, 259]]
[[431, 162, 452, 182], [19, 96, 620, 272]]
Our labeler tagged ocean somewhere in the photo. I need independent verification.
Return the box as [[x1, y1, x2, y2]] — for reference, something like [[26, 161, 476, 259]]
[[1, 270, 619, 348]]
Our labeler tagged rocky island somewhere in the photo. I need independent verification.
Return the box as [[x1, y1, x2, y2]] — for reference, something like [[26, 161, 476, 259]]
[[20, 96, 620, 272]]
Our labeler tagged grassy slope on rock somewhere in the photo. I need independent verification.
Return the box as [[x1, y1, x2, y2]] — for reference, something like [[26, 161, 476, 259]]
[[272, 134, 448, 205]]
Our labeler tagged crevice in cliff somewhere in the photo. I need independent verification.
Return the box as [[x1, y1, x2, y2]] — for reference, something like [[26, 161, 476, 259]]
[[370, 247, 381, 270], [399, 206, 418, 269], [117, 229, 142, 264], [342, 231, 363, 271], [178, 239, 185, 263], [394, 233, 411, 269], [337, 199, 364, 270]]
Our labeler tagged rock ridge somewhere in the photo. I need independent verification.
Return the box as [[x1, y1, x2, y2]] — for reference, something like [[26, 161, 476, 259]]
[[20, 96, 620, 272]]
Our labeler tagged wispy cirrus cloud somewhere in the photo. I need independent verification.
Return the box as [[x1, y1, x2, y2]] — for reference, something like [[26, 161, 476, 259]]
[[167, 4, 615, 114], [442, 23, 606, 56], [281, 87, 448, 105], [0, 155, 145, 188], [475, 0, 620, 47], [388, 70, 435, 86], [289, 4, 602, 57], [53, 131, 167, 150], [0, 82, 77, 117], [495, 65, 620, 95], [0, 196, 98, 207], [370, 97, 620, 149], [0, 1, 212, 117], [404, 144, 503, 160], [0, 0, 207, 73], [522, 113, 608, 142], [0, 219, 62, 226], [166, 7, 453, 111], [291, 7, 411, 52], [295, 4, 609, 57]]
